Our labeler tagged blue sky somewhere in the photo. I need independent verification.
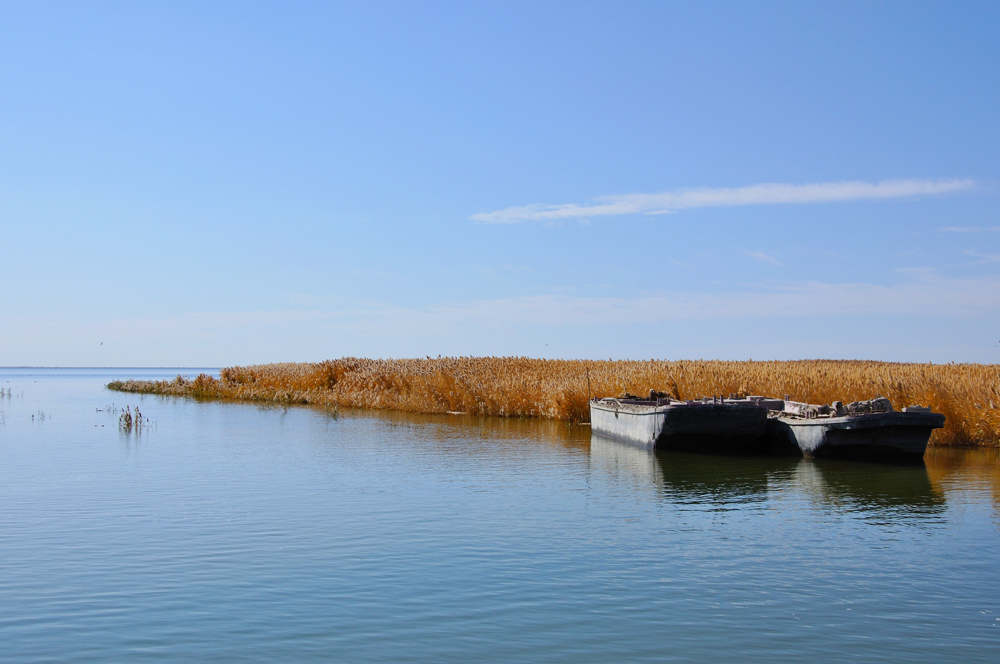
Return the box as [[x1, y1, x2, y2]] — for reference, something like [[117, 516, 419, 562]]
[[2, 1, 998, 366]]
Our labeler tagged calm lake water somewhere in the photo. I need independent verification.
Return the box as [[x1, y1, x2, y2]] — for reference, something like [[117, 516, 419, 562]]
[[1, 368, 999, 662]]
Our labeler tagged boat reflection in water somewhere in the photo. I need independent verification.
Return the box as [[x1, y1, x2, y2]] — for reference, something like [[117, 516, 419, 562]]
[[787, 458, 945, 518], [590, 432, 946, 515]]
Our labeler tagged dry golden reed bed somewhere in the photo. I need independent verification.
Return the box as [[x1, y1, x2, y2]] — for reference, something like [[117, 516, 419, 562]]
[[108, 357, 1000, 447]]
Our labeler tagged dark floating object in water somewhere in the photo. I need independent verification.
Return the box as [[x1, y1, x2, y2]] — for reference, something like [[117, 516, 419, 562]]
[[767, 397, 945, 462], [590, 392, 945, 462], [589, 392, 781, 454]]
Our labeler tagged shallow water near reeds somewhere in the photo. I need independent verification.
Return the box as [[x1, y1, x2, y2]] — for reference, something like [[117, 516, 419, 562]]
[[1, 368, 999, 662]]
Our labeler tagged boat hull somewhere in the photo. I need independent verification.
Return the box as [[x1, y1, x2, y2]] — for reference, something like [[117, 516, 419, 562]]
[[766, 411, 945, 462], [590, 400, 768, 453]]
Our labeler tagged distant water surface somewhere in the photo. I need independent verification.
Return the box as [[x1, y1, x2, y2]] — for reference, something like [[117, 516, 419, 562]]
[[0, 368, 998, 662]]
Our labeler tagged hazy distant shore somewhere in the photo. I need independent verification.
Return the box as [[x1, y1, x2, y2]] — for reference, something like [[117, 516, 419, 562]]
[[107, 357, 1000, 448]]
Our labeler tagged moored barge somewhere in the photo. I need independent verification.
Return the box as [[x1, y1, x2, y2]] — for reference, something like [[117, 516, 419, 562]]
[[766, 397, 945, 462], [589, 392, 781, 453], [591, 392, 945, 461]]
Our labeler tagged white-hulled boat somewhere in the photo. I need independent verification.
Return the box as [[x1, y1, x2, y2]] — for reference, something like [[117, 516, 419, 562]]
[[589, 393, 781, 452], [765, 397, 945, 461]]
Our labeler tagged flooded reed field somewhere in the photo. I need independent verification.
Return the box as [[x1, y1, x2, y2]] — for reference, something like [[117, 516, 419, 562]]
[[2, 368, 999, 662]]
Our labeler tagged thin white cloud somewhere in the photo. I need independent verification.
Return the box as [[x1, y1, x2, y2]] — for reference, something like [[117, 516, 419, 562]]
[[940, 225, 1000, 233], [477, 263, 534, 283], [743, 250, 781, 265], [414, 274, 1000, 326], [5, 272, 999, 365], [472, 178, 975, 223], [964, 250, 1000, 265]]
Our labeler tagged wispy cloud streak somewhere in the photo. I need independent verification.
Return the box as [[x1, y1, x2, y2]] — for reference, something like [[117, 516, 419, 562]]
[[743, 250, 781, 265], [5, 273, 998, 365], [940, 225, 1000, 233], [472, 178, 975, 223], [964, 250, 1000, 265]]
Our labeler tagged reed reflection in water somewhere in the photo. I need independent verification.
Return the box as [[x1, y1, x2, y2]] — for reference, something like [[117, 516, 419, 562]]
[[926, 447, 1000, 512]]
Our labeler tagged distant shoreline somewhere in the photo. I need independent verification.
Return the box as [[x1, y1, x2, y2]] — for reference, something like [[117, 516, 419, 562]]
[[107, 357, 1000, 448], [0, 367, 220, 370]]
